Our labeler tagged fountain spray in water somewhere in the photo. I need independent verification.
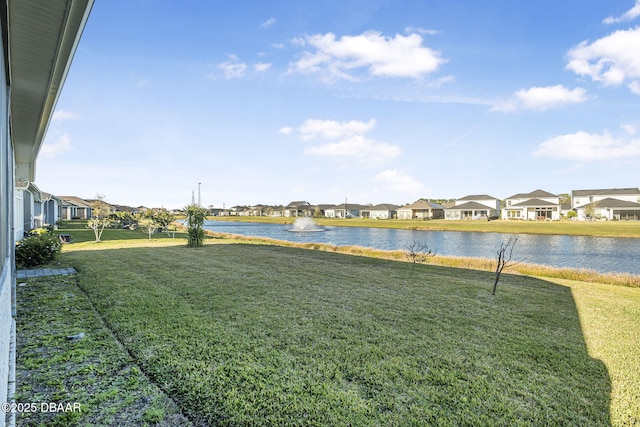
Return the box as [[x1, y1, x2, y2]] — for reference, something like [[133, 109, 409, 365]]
[[289, 217, 325, 232]]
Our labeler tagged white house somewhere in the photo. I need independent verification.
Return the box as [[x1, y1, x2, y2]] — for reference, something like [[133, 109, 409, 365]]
[[445, 195, 500, 220], [397, 200, 445, 220], [503, 189, 561, 220], [361, 204, 399, 219], [572, 188, 640, 221], [283, 201, 311, 217], [324, 203, 367, 218], [0, 1, 93, 424]]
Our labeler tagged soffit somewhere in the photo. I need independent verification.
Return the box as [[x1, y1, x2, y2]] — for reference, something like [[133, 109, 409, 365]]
[[9, 0, 93, 180]]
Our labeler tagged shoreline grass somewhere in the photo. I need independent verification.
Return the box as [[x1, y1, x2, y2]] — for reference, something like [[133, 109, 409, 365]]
[[196, 230, 640, 288], [205, 215, 640, 239]]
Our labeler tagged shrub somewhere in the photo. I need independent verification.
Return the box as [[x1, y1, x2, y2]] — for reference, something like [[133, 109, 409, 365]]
[[15, 232, 62, 269], [185, 204, 207, 247], [187, 227, 205, 247]]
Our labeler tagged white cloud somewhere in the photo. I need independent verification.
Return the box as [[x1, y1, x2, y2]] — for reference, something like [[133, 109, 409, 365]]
[[299, 118, 376, 140], [294, 118, 400, 165], [492, 85, 588, 112], [289, 30, 446, 81], [566, 27, 640, 93], [40, 133, 72, 157], [533, 130, 640, 161], [260, 17, 276, 29], [254, 62, 272, 72], [374, 169, 426, 194], [218, 61, 247, 79], [304, 134, 401, 165], [278, 126, 293, 135], [603, 1, 640, 24], [52, 109, 78, 120], [427, 74, 455, 88], [404, 26, 440, 36], [621, 123, 637, 135]]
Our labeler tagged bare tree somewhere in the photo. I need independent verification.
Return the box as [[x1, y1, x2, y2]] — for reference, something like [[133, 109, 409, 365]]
[[87, 194, 111, 242], [492, 236, 518, 295], [139, 219, 158, 240], [405, 241, 434, 274]]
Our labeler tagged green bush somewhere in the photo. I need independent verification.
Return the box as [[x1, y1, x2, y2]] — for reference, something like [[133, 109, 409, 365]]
[[15, 232, 62, 269], [185, 204, 207, 247], [187, 227, 205, 247]]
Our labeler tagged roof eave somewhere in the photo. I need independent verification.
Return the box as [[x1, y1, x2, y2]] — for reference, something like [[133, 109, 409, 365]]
[[9, 0, 94, 182]]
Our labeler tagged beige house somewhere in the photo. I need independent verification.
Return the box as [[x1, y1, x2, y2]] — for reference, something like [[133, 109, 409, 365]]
[[397, 200, 445, 220], [59, 196, 93, 220]]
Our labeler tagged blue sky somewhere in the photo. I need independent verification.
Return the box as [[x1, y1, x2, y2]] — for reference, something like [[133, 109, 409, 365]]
[[37, 0, 640, 209]]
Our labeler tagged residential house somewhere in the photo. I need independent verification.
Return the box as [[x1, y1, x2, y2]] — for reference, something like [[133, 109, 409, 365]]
[[59, 196, 93, 220], [503, 189, 561, 220], [397, 200, 445, 220], [0, 1, 93, 422], [305, 204, 332, 218], [445, 195, 500, 220], [283, 201, 311, 217], [41, 192, 62, 228], [324, 203, 367, 218], [14, 180, 44, 238], [572, 188, 640, 221], [361, 204, 400, 219]]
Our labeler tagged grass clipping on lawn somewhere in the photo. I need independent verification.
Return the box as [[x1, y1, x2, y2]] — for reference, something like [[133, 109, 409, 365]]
[[43, 242, 626, 426], [15, 275, 190, 426]]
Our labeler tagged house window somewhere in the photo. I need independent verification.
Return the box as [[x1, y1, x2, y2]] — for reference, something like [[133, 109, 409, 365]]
[[506, 210, 520, 218], [613, 209, 640, 221], [534, 207, 553, 219]]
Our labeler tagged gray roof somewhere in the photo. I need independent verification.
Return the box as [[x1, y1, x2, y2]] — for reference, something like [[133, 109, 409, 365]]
[[506, 189, 558, 199], [399, 200, 445, 210], [285, 201, 311, 209], [509, 198, 559, 208], [572, 188, 640, 197], [366, 204, 400, 211], [447, 201, 494, 210], [457, 194, 498, 201], [580, 198, 640, 209], [58, 196, 92, 208], [328, 203, 368, 210]]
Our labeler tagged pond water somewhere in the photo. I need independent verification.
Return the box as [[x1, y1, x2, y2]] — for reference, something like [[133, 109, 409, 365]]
[[203, 220, 640, 276]]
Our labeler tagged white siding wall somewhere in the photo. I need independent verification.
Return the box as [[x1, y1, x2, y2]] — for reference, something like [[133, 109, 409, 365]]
[[1, 28, 13, 425], [369, 210, 391, 219], [397, 209, 412, 220], [14, 190, 23, 241]]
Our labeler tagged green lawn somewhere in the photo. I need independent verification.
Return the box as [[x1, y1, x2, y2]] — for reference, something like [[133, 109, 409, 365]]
[[19, 239, 634, 426], [15, 275, 190, 426]]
